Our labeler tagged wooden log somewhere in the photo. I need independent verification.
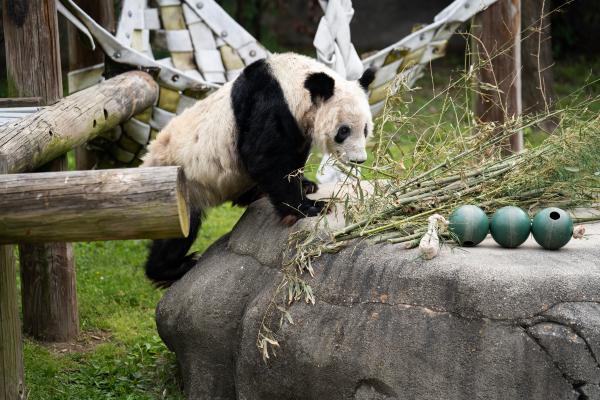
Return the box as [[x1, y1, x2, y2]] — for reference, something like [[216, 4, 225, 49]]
[[0, 71, 158, 174], [472, 0, 523, 153], [0, 167, 191, 244], [0, 160, 25, 400]]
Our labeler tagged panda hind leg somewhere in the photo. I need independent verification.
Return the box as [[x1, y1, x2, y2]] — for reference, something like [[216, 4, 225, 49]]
[[144, 208, 203, 288]]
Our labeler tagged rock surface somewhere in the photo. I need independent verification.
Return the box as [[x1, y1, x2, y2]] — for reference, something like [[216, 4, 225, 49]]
[[156, 198, 600, 400]]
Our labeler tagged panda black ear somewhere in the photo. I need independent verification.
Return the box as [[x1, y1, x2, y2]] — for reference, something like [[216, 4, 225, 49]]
[[358, 67, 377, 91], [304, 72, 335, 104]]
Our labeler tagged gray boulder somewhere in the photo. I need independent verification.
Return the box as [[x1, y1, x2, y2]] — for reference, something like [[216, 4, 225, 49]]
[[156, 198, 600, 400]]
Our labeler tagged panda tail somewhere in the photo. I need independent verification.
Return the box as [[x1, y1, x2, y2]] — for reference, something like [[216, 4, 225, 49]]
[[144, 208, 203, 288]]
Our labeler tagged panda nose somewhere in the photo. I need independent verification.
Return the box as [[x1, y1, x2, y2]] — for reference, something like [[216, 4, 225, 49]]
[[350, 159, 365, 164]]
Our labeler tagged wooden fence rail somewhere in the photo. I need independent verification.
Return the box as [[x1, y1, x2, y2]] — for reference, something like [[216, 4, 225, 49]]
[[0, 167, 190, 244]]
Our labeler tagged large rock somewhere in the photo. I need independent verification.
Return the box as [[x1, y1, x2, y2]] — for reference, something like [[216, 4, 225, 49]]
[[156, 198, 600, 400]]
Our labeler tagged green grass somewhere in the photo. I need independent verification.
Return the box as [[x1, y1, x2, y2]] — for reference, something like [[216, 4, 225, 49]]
[[20, 56, 598, 398], [21, 205, 244, 400]]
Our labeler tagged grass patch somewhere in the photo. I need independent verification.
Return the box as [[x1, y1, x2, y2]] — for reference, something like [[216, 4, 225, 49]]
[[22, 204, 243, 399]]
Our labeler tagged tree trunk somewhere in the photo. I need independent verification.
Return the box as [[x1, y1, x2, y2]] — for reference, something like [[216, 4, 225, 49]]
[[0, 166, 190, 243], [472, 0, 523, 154]]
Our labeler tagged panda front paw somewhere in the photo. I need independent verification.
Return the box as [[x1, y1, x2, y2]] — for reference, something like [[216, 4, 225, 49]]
[[279, 200, 329, 226], [302, 177, 319, 195], [299, 199, 328, 217]]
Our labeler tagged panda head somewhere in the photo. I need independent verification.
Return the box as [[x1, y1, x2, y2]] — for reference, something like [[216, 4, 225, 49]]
[[304, 67, 376, 164]]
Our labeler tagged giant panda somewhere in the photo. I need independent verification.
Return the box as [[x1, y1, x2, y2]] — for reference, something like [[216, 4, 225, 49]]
[[142, 52, 376, 286]]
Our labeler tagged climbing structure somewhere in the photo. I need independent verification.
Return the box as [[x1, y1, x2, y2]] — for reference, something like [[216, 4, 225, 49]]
[[55, 0, 496, 168], [60, 0, 268, 167]]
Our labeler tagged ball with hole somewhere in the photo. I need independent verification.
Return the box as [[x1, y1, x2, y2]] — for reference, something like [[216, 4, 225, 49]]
[[449, 205, 489, 247], [490, 206, 531, 248], [531, 207, 573, 250]]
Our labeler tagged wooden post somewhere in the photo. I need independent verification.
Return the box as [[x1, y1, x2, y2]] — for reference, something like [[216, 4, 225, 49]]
[[0, 160, 25, 400], [472, 0, 523, 153], [68, 0, 115, 170], [0, 245, 25, 400], [2, 0, 78, 342], [0, 167, 191, 244]]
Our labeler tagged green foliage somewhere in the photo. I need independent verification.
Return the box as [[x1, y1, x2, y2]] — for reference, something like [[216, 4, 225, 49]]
[[25, 338, 181, 400]]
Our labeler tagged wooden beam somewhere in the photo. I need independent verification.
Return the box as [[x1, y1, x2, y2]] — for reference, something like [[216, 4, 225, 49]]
[[472, 0, 523, 153], [0, 97, 42, 107], [0, 160, 25, 400], [68, 0, 115, 170], [0, 167, 191, 244], [0, 71, 159, 174]]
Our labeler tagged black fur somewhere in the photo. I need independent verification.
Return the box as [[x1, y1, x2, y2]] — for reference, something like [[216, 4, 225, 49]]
[[145, 209, 202, 287], [301, 177, 319, 195], [233, 177, 319, 207], [304, 72, 335, 104], [358, 67, 377, 91], [232, 185, 265, 207], [334, 125, 351, 143], [232, 59, 326, 219]]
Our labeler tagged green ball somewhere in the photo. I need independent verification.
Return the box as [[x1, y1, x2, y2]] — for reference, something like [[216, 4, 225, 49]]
[[490, 206, 531, 248], [531, 207, 573, 250], [449, 205, 489, 247]]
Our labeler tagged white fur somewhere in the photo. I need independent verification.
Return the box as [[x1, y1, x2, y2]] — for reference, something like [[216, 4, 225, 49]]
[[142, 52, 372, 210], [268, 53, 373, 163]]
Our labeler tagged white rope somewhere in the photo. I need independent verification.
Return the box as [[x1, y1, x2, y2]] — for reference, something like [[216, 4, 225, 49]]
[[314, 0, 364, 184], [314, 0, 363, 80]]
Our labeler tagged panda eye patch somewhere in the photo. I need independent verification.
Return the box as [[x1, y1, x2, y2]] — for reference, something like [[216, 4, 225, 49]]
[[335, 125, 351, 143]]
